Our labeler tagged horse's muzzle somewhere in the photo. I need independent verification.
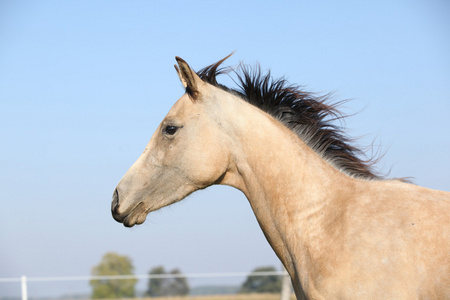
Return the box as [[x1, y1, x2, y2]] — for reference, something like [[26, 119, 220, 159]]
[[111, 188, 148, 227]]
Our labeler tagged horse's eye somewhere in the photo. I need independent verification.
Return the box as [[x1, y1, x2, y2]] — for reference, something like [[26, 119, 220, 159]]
[[164, 125, 179, 135]]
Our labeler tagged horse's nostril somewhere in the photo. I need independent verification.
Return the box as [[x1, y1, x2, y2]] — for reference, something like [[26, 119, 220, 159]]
[[111, 188, 127, 223], [112, 188, 120, 213]]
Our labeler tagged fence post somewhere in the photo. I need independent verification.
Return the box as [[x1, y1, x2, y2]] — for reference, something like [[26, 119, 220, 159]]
[[21, 276, 27, 300], [280, 266, 291, 300]]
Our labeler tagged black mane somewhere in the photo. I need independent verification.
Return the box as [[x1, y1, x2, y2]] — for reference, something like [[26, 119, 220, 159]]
[[197, 56, 381, 180]]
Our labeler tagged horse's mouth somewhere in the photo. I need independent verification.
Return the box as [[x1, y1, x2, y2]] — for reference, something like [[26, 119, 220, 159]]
[[112, 202, 148, 227]]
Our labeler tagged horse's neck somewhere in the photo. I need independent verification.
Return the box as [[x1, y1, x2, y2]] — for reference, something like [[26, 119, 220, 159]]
[[217, 97, 356, 290]]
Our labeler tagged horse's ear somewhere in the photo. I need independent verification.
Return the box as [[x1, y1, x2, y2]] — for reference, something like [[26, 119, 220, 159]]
[[174, 64, 187, 88], [175, 57, 203, 100]]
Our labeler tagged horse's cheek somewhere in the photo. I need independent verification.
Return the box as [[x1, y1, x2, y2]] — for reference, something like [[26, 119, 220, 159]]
[[186, 149, 227, 186]]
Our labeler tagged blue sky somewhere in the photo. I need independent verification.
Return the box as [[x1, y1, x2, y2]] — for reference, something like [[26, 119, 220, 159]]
[[1, 0, 449, 297]]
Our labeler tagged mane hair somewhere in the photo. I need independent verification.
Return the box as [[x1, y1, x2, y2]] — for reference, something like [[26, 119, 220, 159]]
[[196, 56, 381, 180]]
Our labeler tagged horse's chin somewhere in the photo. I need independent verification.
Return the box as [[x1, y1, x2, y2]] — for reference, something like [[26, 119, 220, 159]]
[[123, 212, 148, 227], [113, 201, 149, 227]]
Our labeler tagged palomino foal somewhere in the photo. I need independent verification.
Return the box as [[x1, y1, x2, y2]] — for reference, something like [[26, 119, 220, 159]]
[[112, 56, 450, 299]]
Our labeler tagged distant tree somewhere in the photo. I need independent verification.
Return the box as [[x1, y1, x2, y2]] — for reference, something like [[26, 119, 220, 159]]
[[239, 266, 281, 294], [147, 266, 165, 297], [90, 252, 138, 299], [146, 266, 189, 297]]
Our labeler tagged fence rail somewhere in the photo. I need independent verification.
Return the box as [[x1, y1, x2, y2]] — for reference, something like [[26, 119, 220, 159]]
[[0, 271, 291, 300], [0, 271, 287, 282]]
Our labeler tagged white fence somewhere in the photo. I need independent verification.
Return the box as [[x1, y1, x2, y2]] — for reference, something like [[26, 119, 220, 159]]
[[0, 271, 292, 300]]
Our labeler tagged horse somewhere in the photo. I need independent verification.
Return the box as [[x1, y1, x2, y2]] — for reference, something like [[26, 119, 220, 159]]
[[111, 54, 450, 299]]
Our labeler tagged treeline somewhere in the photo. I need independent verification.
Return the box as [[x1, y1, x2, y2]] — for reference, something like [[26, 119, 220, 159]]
[[90, 252, 283, 299]]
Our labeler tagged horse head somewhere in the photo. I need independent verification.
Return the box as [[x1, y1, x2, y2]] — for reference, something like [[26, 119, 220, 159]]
[[111, 57, 234, 227]]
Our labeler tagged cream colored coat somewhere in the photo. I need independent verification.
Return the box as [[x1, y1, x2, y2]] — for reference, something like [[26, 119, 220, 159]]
[[112, 57, 450, 299]]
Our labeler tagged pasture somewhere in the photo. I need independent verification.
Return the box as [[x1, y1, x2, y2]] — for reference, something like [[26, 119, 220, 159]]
[[131, 295, 295, 300]]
